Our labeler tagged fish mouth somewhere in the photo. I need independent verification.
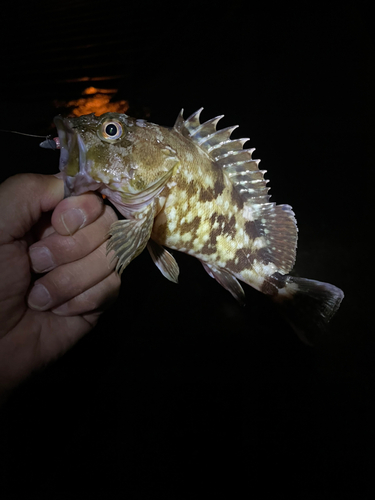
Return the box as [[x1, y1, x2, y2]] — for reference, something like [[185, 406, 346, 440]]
[[54, 116, 88, 197]]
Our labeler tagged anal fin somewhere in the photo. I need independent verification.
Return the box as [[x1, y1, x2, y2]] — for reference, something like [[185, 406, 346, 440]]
[[147, 239, 179, 283], [202, 262, 245, 305]]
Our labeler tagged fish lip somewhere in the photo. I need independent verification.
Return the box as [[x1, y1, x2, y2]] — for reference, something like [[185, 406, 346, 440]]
[[54, 115, 72, 169], [54, 115, 87, 197]]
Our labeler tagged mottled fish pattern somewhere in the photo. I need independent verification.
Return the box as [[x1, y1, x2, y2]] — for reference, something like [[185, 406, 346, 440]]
[[53, 108, 344, 343]]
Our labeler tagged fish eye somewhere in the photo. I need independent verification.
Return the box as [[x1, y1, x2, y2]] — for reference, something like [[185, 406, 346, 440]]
[[101, 120, 123, 140]]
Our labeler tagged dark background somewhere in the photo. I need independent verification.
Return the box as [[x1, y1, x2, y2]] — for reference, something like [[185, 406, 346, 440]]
[[0, 1, 374, 497]]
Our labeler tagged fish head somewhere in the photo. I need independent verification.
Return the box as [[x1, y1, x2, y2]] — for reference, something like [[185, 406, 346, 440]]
[[54, 112, 138, 198], [54, 112, 177, 209]]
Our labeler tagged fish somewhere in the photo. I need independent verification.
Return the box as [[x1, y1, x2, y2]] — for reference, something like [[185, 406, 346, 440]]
[[50, 108, 344, 344]]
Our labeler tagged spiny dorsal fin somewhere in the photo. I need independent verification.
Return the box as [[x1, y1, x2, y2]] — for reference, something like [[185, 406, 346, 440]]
[[175, 108, 298, 275], [174, 108, 270, 206]]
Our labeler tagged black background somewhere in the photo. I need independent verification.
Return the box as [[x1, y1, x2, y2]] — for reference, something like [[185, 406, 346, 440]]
[[0, 1, 374, 497]]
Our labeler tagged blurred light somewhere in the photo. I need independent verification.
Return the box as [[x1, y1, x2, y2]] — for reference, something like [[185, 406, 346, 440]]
[[54, 87, 129, 116], [83, 86, 118, 95], [62, 76, 125, 83]]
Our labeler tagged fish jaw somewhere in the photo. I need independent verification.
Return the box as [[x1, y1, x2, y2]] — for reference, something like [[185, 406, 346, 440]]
[[54, 115, 102, 197]]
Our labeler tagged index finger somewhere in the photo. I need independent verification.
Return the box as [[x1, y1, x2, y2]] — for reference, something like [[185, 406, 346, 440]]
[[51, 192, 104, 236]]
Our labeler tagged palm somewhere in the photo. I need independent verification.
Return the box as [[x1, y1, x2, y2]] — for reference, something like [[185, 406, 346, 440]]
[[0, 174, 120, 393]]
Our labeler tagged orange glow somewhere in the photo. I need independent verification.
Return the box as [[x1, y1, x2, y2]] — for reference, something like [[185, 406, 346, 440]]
[[83, 86, 118, 95], [64, 76, 124, 82], [54, 88, 129, 117]]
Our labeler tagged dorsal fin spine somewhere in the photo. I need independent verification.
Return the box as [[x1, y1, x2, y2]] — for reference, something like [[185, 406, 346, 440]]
[[174, 109, 185, 131], [184, 108, 204, 130], [190, 115, 224, 139], [216, 147, 255, 160], [227, 168, 266, 177], [210, 138, 251, 157], [197, 126, 239, 150]]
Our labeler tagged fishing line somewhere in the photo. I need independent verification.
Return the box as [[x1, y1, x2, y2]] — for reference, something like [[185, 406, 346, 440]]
[[0, 129, 50, 138], [0, 129, 59, 149]]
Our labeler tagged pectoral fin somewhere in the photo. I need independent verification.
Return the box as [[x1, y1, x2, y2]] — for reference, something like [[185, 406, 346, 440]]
[[201, 262, 245, 305], [107, 205, 155, 274], [147, 239, 179, 283]]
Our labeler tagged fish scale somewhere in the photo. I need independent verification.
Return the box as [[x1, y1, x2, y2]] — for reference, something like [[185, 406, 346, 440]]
[[52, 108, 344, 344]]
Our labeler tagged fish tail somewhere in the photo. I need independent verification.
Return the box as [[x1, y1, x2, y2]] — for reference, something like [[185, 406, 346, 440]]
[[269, 274, 344, 345]]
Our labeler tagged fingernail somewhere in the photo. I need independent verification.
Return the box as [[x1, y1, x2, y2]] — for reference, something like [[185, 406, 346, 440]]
[[28, 284, 52, 310], [29, 246, 56, 273], [61, 208, 86, 235]]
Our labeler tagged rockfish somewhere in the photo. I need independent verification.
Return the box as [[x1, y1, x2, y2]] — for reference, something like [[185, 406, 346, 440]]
[[49, 108, 344, 343]]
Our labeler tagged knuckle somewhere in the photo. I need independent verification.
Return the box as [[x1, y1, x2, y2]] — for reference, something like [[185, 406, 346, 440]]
[[50, 266, 76, 290]]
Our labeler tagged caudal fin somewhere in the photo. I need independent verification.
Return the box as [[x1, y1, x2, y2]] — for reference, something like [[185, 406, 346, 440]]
[[273, 276, 344, 345]]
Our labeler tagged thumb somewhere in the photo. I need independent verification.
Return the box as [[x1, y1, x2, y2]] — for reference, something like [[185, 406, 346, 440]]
[[0, 174, 64, 244]]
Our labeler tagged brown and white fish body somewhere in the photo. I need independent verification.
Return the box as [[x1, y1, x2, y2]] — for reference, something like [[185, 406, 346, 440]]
[[53, 109, 343, 342]]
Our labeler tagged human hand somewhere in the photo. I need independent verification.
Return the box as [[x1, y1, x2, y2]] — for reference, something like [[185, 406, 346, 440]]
[[0, 174, 120, 398]]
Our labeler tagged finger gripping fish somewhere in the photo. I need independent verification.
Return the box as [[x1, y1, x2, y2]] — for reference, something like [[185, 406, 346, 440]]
[[52, 108, 344, 343]]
